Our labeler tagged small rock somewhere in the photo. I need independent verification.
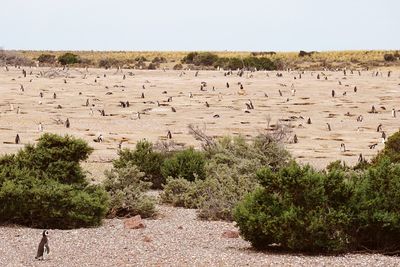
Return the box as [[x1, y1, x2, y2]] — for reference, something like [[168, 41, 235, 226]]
[[142, 235, 152, 242], [222, 230, 239, 238], [124, 215, 146, 229], [178, 226, 183, 230]]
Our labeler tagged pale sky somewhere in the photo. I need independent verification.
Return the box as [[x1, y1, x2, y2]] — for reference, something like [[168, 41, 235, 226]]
[[1, 0, 399, 51]]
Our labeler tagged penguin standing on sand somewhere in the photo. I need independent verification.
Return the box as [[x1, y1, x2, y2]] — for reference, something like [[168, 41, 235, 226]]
[[35, 230, 50, 260]]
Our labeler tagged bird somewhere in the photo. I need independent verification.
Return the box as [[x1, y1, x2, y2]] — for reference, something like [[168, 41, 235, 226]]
[[15, 134, 20, 144], [377, 124, 383, 132], [340, 143, 346, 152], [358, 153, 363, 163], [326, 123, 331, 131], [171, 107, 176, 112], [38, 122, 43, 132], [369, 143, 377, 149], [65, 118, 70, 128], [392, 108, 396, 118], [35, 230, 50, 260], [205, 101, 210, 108], [307, 118, 312, 124], [167, 130, 172, 139], [331, 90, 335, 98], [293, 134, 298, 143], [53, 93, 57, 99]]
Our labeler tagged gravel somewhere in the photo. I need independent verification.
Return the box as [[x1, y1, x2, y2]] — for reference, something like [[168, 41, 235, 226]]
[[0, 205, 399, 267]]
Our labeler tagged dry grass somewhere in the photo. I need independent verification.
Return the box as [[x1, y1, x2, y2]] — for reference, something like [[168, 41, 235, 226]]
[[12, 50, 400, 69]]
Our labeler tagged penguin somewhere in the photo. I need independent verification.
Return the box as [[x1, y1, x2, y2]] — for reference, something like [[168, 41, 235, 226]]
[[167, 130, 172, 139], [293, 134, 298, 144], [65, 118, 70, 128], [358, 153, 363, 163], [331, 90, 335, 98], [392, 108, 396, 118], [226, 82, 229, 88], [15, 134, 20, 144], [205, 101, 210, 108], [326, 123, 331, 131], [53, 92, 57, 99], [340, 143, 346, 152], [307, 118, 312, 124], [86, 99, 89, 107], [171, 107, 176, 112], [35, 230, 50, 260], [38, 122, 43, 132]]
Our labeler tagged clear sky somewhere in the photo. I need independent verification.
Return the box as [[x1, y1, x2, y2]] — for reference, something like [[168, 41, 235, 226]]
[[1, 0, 399, 51]]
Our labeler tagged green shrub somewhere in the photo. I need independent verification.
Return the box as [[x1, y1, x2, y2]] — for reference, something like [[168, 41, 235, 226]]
[[37, 54, 56, 64], [161, 148, 206, 182], [103, 164, 156, 218], [351, 159, 400, 251], [113, 140, 166, 189], [0, 133, 109, 229], [234, 162, 353, 252], [373, 130, 400, 164], [160, 177, 200, 208], [160, 135, 291, 221], [58, 53, 80, 65]]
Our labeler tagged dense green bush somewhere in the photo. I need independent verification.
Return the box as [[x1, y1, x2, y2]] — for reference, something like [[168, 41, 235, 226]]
[[37, 54, 56, 64], [351, 159, 400, 251], [161, 148, 206, 182], [373, 130, 400, 164], [58, 53, 80, 65], [103, 164, 156, 218], [0, 133, 109, 229], [234, 162, 353, 252], [113, 140, 166, 189]]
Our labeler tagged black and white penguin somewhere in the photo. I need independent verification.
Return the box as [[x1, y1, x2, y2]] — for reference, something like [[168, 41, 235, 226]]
[[65, 118, 70, 128], [15, 134, 20, 144], [35, 230, 50, 260]]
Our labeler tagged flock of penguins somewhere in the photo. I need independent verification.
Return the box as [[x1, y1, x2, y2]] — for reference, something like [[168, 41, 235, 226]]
[[0, 64, 399, 260], [0, 64, 399, 169]]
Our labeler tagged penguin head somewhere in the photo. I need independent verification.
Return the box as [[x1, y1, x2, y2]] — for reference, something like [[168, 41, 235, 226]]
[[43, 230, 49, 236]]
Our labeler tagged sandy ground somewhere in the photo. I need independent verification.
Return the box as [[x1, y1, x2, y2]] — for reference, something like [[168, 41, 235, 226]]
[[1, 67, 400, 266], [1, 67, 399, 175]]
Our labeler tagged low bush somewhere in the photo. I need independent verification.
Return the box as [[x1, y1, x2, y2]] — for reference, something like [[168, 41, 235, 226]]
[[234, 162, 353, 252], [161, 148, 206, 182], [103, 164, 156, 218], [37, 54, 56, 64], [160, 134, 291, 221], [0, 133, 109, 229], [160, 177, 200, 208], [58, 53, 80, 65], [350, 159, 400, 251], [113, 140, 166, 189], [98, 58, 122, 69], [173, 63, 183, 70], [373, 130, 400, 164], [384, 53, 396, 62]]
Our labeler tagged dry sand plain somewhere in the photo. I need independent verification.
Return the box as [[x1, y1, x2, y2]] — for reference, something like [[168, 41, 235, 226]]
[[1, 67, 399, 174], [1, 67, 400, 266]]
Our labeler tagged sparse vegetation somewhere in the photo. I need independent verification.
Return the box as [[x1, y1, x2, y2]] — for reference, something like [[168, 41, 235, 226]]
[[103, 164, 156, 218]]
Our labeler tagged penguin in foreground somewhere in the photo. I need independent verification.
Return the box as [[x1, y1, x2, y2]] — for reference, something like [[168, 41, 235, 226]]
[[35, 230, 50, 260]]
